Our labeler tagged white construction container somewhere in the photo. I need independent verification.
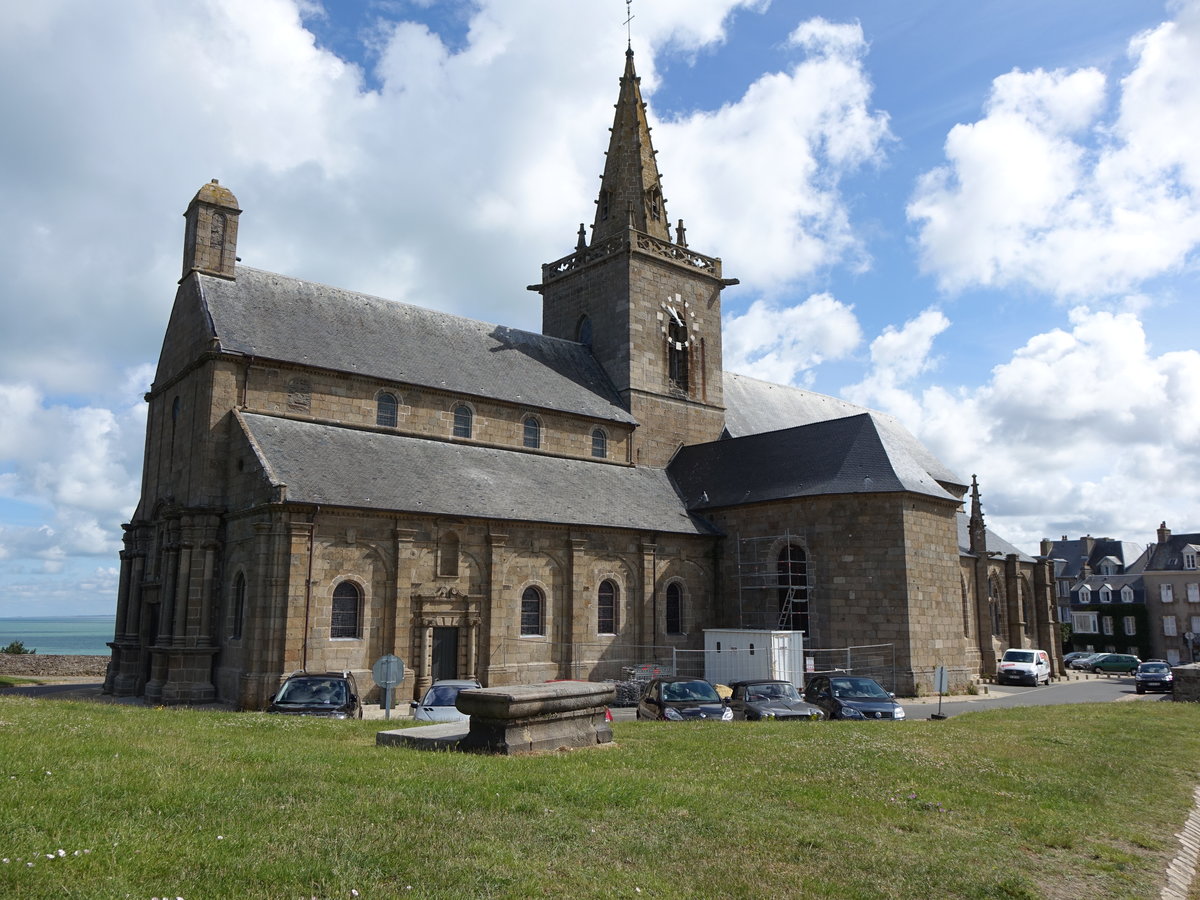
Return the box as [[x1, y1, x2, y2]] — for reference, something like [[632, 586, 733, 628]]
[[702, 629, 806, 688]]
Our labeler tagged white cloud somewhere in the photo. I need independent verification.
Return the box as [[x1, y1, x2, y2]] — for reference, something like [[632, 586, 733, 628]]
[[842, 308, 950, 423], [0, 380, 144, 563], [908, 2, 1200, 299], [724, 293, 863, 385], [658, 17, 891, 290], [865, 307, 1200, 549]]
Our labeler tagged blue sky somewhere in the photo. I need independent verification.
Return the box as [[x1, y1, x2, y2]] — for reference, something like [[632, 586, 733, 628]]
[[1, 0, 1198, 616]]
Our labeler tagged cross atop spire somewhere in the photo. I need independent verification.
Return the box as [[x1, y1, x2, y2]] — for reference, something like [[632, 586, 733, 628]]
[[591, 47, 671, 244]]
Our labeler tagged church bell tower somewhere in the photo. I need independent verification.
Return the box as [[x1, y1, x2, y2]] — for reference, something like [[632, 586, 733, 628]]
[[530, 48, 737, 467]]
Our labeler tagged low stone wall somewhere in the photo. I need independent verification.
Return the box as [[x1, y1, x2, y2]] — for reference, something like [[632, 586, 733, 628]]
[[0, 654, 110, 678], [1173, 663, 1200, 702]]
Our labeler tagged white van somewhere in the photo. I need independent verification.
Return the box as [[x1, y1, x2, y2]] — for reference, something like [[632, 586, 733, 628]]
[[995, 648, 1051, 686]]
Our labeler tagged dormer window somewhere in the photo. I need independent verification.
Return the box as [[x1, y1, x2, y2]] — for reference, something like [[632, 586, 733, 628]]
[[1120, 585, 1135, 603], [1184, 547, 1198, 570], [1077, 585, 1091, 604], [1099, 586, 1112, 604]]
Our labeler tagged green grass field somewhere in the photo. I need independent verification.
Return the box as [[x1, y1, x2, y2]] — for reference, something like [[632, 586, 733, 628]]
[[1, 697, 1198, 899]]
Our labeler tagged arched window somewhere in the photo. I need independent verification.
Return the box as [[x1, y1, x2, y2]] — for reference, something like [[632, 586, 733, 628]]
[[376, 392, 398, 427], [989, 575, 1003, 637], [591, 427, 607, 459], [577, 316, 593, 347], [521, 586, 544, 636], [170, 395, 181, 456], [598, 580, 619, 634], [961, 575, 971, 639], [453, 404, 473, 439], [523, 416, 541, 449], [665, 582, 683, 635], [777, 545, 808, 633], [231, 572, 246, 640], [331, 581, 362, 639], [667, 318, 689, 393]]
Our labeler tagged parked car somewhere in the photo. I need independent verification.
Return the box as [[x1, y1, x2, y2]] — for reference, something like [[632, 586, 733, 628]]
[[727, 679, 824, 721], [636, 678, 733, 721], [803, 674, 906, 721], [410, 678, 482, 723], [266, 671, 362, 719], [1089, 653, 1141, 675], [996, 648, 1051, 686], [1135, 661, 1174, 693], [1067, 652, 1105, 670], [1062, 651, 1096, 668]]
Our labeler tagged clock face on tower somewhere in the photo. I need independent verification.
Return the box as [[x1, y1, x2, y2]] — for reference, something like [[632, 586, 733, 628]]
[[659, 293, 696, 349], [660, 293, 695, 393]]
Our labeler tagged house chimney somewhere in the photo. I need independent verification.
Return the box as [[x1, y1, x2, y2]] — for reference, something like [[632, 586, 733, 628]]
[[1040, 538, 1053, 556], [1081, 534, 1095, 556], [1158, 521, 1171, 544]]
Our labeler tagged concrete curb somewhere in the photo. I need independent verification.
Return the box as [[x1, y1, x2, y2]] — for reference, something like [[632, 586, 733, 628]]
[[1161, 785, 1200, 899]]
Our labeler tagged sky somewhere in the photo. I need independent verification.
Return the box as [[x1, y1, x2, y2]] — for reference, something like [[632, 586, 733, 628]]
[[1, 0, 1198, 617]]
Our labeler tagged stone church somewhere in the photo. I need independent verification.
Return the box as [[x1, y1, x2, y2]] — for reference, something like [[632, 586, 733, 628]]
[[105, 48, 1059, 709]]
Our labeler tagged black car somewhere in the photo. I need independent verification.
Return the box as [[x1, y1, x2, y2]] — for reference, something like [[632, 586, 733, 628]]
[[1135, 661, 1174, 694], [635, 678, 733, 722], [803, 674, 906, 721], [266, 671, 363, 719], [727, 679, 824, 721]]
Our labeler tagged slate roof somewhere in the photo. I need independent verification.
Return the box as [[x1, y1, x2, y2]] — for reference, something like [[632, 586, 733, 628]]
[[1072, 573, 1144, 600], [196, 267, 634, 424], [956, 513, 1037, 563], [1144, 534, 1200, 571], [1042, 538, 1147, 579], [668, 413, 959, 510], [722, 372, 965, 492], [238, 412, 709, 535]]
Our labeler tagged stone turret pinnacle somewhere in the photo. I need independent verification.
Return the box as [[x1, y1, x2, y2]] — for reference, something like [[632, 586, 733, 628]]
[[592, 48, 671, 244], [969, 474, 987, 554]]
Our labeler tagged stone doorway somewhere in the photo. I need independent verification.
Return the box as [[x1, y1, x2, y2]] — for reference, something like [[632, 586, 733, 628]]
[[432, 626, 459, 682], [413, 587, 481, 695]]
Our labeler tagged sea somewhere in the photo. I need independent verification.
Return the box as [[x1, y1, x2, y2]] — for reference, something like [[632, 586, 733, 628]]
[[0, 616, 115, 656]]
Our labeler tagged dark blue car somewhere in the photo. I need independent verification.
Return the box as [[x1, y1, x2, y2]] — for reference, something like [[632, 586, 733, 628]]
[[803, 674, 906, 721]]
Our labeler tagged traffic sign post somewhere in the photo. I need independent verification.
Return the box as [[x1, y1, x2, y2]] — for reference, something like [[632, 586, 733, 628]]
[[372, 654, 405, 720], [932, 665, 949, 720]]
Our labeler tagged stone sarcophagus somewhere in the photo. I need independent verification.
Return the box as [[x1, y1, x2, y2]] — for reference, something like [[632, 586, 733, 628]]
[[457, 681, 614, 754]]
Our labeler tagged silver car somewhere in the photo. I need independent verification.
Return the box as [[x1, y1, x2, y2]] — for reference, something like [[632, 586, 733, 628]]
[[410, 679, 481, 722]]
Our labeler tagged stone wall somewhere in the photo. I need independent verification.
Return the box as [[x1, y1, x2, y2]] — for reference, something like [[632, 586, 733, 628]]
[[240, 361, 633, 464], [0, 654, 109, 677], [1173, 662, 1200, 702]]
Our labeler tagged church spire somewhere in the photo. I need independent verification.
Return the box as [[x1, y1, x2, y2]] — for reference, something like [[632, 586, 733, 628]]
[[592, 47, 671, 244]]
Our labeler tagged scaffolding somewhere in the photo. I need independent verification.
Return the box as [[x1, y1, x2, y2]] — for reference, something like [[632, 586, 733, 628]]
[[734, 531, 814, 633]]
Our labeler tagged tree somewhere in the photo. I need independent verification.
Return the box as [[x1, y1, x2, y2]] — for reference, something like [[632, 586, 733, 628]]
[[1, 641, 36, 655]]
